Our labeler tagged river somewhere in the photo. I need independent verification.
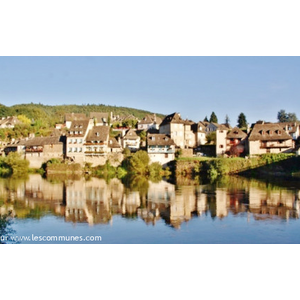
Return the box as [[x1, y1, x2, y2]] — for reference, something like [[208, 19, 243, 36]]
[[1, 173, 300, 244]]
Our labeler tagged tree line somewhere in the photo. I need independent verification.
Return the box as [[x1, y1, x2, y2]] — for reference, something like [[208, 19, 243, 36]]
[[203, 109, 298, 129]]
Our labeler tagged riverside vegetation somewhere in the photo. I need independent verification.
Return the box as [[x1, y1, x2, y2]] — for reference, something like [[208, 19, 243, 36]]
[[173, 153, 300, 180], [1, 150, 299, 183]]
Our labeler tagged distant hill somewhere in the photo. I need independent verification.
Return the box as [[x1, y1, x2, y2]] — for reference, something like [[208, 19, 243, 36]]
[[0, 103, 165, 126]]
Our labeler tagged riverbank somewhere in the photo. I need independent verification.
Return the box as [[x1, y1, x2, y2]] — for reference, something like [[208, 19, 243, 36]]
[[172, 153, 300, 179]]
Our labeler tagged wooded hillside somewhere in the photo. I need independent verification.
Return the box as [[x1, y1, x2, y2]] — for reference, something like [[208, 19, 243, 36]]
[[0, 103, 165, 126]]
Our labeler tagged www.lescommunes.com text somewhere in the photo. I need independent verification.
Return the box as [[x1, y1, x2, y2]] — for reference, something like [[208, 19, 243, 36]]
[[1, 234, 102, 243]]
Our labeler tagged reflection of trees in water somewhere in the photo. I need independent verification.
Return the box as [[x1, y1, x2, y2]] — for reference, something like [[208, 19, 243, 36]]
[[122, 174, 149, 198], [1, 174, 300, 229], [0, 212, 16, 244]]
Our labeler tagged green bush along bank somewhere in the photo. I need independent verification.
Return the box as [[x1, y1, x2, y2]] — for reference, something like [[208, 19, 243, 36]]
[[174, 153, 297, 179]]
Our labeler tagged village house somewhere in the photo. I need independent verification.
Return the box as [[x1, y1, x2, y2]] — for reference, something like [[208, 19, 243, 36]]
[[66, 119, 94, 164], [0, 116, 22, 128], [90, 112, 109, 126], [122, 129, 140, 152], [3, 136, 64, 168], [64, 113, 87, 129], [159, 113, 185, 149], [84, 125, 113, 166], [108, 137, 122, 153], [23, 136, 64, 168], [216, 126, 248, 156], [147, 133, 176, 166], [84, 126, 110, 156], [204, 121, 219, 134], [184, 120, 196, 148], [248, 122, 294, 156], [278, 122, 300, 140], [191, 122, 207, 146], [137, 114, 162, 131]]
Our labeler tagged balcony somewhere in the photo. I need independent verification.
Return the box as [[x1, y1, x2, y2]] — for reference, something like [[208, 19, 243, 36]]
[[147, 147, 175, 154], [25, 147, 43, 153], [260, 142, 290, 149]]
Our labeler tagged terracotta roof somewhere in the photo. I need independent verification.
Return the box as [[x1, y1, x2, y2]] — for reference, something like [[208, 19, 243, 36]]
[[147, 134, 175, 146], [86, 126, 110, 143], [227, 127, 247, 139], [160, 113, 185, 126], [248, 123, 292, 141]]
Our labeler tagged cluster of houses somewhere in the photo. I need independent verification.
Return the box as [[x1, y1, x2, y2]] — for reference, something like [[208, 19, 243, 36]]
[[1, 110, 300, 169]]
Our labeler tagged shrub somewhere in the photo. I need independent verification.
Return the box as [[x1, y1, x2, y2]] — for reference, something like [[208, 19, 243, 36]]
[[0, 152, 29, 177]]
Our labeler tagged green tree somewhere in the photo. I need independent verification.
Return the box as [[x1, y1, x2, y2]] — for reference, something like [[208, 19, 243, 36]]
[[203, 116, 208, 122], [237, 113, 247, 128], [209, 112, 218, 123], [17, 115, 31, 125], [277, 109, 298, 122], [206, 132, 216, 144], [127, 150, 150, 175], [138, 130, 147, 142]]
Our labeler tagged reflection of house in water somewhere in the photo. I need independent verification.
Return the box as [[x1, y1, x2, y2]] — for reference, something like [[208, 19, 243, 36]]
[[122, 192, 140, 216], [139, 181, 175, 225], [0, 175, 64, 218], [144, 181, 205, 229], [1, 174, 300, 227], [215, 189, 228, 219], [168, 186, 198, 228], [65, 177, 115, 225], [248, 186, 298, 220]]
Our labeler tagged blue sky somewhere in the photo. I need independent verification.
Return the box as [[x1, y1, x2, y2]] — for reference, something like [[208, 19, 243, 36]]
[[0, 56, 299, 126]]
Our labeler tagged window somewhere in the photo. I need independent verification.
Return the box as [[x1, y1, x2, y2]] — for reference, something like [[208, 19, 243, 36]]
[[165, 154, 168, 158]]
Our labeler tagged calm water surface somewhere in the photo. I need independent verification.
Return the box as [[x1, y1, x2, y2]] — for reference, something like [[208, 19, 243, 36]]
[[1, 174, 300, 244]]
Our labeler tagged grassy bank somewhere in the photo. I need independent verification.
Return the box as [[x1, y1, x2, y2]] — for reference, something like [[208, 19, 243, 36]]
[[174, 153, 298, 179]]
